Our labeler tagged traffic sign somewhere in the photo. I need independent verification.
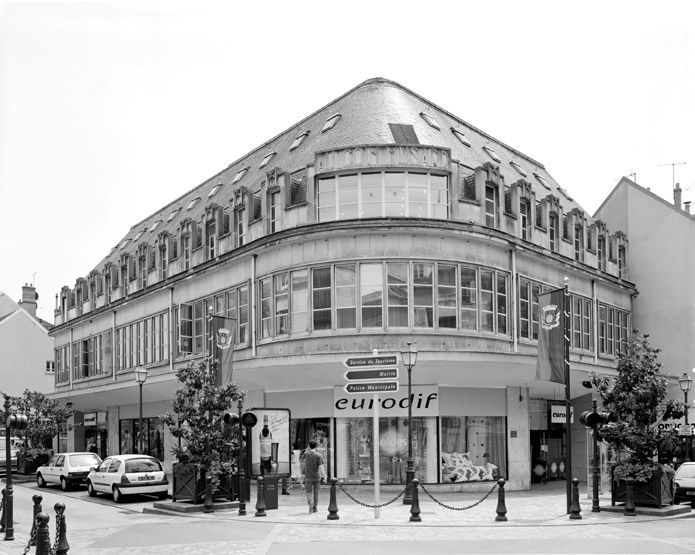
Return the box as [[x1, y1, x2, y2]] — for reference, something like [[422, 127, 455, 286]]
[[344, 382, 399, 394], [343, 355, 397, 369], [344, 368, 399, 381]]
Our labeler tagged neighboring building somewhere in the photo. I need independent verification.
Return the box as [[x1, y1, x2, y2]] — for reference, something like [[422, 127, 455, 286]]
[[50, 78, 635, 489], [595, 178, 694, 402], [0, 284, 55, 396]]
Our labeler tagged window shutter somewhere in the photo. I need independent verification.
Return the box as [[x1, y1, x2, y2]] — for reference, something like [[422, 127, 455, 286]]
[[535, 202, 543, 227], [222, 207, 230, 235], [459, 173, 476, 202], [289, 170, 307, 206], [562, 217, 569, 239], [253, 191, 262, 220], [195, 222, 202, 248], [504, 187, 512, 214]]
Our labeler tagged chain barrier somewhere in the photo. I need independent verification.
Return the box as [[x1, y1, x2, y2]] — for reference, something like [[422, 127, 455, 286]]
[[338, 483, 407, 508], [419, 481, 499, 511], [21, 520, 37, 555]]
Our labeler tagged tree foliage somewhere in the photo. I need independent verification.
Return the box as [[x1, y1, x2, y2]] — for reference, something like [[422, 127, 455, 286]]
[[161, 360, 245, 491], [591, 331, 684, 482]]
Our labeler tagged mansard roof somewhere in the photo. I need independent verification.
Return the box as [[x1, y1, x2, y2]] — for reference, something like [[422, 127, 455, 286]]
[[91, 77, 587, 273]]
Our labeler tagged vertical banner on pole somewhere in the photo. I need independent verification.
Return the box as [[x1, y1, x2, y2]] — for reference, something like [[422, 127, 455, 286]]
[[373, 393, 380, 520]]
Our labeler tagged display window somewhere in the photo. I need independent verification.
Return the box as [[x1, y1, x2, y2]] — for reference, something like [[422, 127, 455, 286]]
[[119, 418, 165, 460], [440, 416, 505, 482], [336, 416, 437, 484], [291, 418, 331, 479]]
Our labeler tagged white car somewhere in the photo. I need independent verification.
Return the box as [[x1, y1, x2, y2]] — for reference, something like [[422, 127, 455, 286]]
[[36, 452, 102, 490], [87, 454, 168, 503], [674, 461, 695, 505]]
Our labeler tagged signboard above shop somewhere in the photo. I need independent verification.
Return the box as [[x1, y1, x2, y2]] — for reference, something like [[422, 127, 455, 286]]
[[550, 404, 574, 424], [333, 385, 439, 417]]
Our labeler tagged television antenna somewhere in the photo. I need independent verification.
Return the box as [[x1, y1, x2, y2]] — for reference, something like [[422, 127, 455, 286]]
[[658, 162, 687, 189]]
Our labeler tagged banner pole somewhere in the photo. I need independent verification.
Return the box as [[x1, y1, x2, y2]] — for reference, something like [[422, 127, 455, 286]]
[[373, 392, 380, 519], [564, 277, 572, 514]]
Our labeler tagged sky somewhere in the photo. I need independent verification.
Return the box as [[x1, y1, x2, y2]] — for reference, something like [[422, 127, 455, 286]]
[[0, 0, 693, 322]]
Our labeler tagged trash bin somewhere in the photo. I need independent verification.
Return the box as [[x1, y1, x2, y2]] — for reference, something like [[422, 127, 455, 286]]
[[264, 476, 279, 510]]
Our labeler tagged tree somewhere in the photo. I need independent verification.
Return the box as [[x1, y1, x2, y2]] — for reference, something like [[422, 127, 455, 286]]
[[591, 331, 684, 482], [161, 360, 245, 492]]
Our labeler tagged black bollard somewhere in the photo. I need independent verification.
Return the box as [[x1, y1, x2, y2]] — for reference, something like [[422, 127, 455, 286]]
[[30, 494, 43, 546], [409, 479, 421, 522], [34, 513, 51, 555], [54, 502, 69, 555], [203, 474, 214, 514], [327, 478, 339, 520], [495, 478, 508, 522], [0, 488, 5, 532], [569, 478, 582, 520], [281, 476, 290, 495], [255, 476, 266, 517], [624, 482, 636, 516]]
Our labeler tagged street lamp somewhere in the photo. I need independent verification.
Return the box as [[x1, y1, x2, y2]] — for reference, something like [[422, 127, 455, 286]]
[[134, 367, 148, 454], [401, 341, 418, 505], [679, 371, 693, 459]]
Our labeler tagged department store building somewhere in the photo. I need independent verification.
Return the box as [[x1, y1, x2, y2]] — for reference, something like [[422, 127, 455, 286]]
[[50, 78, 635, 490]]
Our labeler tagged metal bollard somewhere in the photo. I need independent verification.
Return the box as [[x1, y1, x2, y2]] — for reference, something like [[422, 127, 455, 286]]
[[569, 478, 582, 520], [255, 476, 266, 517], [495, 478, 508, 521], [30, 495, 43, 546], [624, 482, 636, 516], [34, 513, 51, 555], [409, 479, 421, 522], [203, 474, 214, 513], [327, 478, 339, 520], [0, 488, 5, 532], [54, 502, 69, 555]]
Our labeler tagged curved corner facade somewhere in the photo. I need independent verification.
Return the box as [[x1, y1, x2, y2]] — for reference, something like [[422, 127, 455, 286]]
[[49, 78, 636, 490]]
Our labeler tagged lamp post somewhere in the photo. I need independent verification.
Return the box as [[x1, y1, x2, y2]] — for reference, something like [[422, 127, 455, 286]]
[[401, 342, 418, 505], [679, 371, 693, 460], [134, 367, 148, 454]]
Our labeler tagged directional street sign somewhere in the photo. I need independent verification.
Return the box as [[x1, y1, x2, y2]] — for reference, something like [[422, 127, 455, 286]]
[[343, 355, 397, 369], [344, 382, 399, 394], [344, 368, 399, 381]]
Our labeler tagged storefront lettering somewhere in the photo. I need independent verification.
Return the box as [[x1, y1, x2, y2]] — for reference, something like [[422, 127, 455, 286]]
[[334, 392, 438, 412], [317, 145, 450, 172]]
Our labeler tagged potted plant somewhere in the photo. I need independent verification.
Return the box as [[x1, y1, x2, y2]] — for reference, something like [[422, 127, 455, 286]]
[[591, 331, 684, 507], [161, 360, 245, 504], [3, 390, 72, 474]]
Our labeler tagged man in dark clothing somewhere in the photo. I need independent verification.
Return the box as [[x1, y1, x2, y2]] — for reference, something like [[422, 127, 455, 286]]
[[303, 440, 325, 513]]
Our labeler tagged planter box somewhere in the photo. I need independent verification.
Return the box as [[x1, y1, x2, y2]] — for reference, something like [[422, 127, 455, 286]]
[[17, 452, 50, 475], [611, 468, 674, 507], [172, 463, 236, 504]]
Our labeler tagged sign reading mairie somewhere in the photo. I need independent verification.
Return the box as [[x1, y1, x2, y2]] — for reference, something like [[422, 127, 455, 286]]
[[344, 368, 398, 381], [316, 145, 450, 173]]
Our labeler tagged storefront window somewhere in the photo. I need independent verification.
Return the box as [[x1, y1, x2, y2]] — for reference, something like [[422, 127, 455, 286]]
[[119, 417, 165, 460], [440, 416, 505, 482], [291, 418, 331, 479]]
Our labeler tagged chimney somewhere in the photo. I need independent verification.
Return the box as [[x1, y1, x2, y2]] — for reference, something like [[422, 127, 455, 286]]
[[674, 183, 682, 209], [18, 283, 38, 318], [685, 201, 692, 214]]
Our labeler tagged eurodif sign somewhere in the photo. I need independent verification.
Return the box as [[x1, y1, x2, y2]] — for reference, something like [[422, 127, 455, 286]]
[[333, 385, 439, 417]]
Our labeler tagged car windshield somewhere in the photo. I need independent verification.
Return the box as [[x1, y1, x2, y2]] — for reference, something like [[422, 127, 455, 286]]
[[125, 458, 162, 473], [69, 454, 101, 466], [677, 465, 695, 478]]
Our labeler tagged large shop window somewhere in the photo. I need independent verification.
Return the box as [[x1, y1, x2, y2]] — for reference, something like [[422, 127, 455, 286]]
[[119, 418, 165, 460], [336, 417, 438, 484], [291, 418, 332, 480], [317, 171, 448, 222], [440, 416, 505, 482]]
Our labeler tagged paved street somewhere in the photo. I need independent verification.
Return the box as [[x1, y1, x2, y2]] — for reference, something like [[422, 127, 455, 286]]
[[2, 480, 695, 554]]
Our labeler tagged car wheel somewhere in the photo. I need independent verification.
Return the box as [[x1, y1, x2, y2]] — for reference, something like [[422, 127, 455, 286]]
[[113, 486, 123, 503], [36, 473, 46, 488], [60, 477, 70, 491], [156, 491, 168, 500], [87, 481, 97, 497], [674, 496, 681, 505]]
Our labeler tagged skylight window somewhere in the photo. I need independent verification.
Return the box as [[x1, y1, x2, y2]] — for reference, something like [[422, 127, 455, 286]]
[[290, 131, 309, 151], [259, 152, 276, 169], [167, 207, 181, 222], [321, 114, 341, 133], [133, 228, 145, 241], [420, 112, 440, 130], [510, 161, 527, 177], [558, 187, 573, 201], [150, 220, 162, 232], [208, 183, 222, 198], [534, 173, 551, 190], [451, 128, 470, 147], [232, 167, 248, 184], [483, 146, 501, 163], [120, 238, 130, 250], [187, 197, 201, 211]]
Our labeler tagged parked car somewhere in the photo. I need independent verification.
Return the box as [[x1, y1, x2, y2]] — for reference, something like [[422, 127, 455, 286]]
[[36, 452, 102, 490], [86, 454, 168, 503], [674, 461, 695, 505]]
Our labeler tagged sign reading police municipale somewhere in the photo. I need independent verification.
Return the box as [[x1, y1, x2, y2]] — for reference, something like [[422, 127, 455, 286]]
[[344, 382, 399, 394]]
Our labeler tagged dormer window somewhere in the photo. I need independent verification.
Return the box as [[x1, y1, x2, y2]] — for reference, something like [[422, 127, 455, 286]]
[[208, 183, 222, 198], [232, 167, 248, 184], [558, 187, 573, 201], [290, 131, 309, 151], [510, 161, 527, 177], [451, 128, 470, 147], [167, 207, 181, 222], [534, 173, 551, 190], [420, 112, 440, 130], [133, 228, 145, 242], [119, 238, 130, 250], [187, 197, 201, 211], [259, 152, 275, 169], [149, 220, 162, 232], [321, 114, 341, 133], [483, 146, 501, 163]]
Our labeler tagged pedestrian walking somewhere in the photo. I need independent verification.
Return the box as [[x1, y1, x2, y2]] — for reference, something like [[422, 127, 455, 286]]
[[303, 440, 326, 513]]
